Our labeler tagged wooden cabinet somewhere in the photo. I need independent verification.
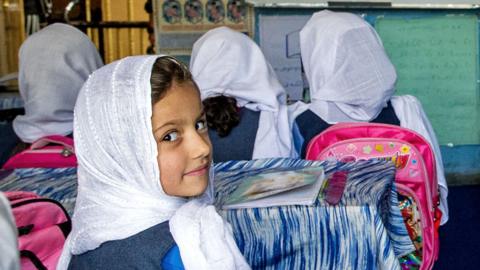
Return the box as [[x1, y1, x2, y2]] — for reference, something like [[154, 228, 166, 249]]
[[1, 0, 25, 76]]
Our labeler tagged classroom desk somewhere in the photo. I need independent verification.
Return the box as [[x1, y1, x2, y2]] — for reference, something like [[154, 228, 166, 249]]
[[215, 158, 414, 269], [0, 158, 413, 269]]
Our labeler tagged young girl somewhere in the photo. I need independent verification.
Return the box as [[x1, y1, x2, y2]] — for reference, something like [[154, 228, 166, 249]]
[[289, 10, 448, 224], [57, 55, 250, 270], [190, 26, 294, 162]]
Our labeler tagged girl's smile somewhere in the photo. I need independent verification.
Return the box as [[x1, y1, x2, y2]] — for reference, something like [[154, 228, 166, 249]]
[[184, 163, 210, 176]]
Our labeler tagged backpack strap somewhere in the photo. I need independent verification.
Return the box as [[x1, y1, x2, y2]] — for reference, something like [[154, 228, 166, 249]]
[[371, 101, 401, 126], [30, 135, 74, 153], [20, 250, 48, 270]]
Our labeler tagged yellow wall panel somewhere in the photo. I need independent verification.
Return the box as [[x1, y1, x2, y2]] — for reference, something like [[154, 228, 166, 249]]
[[100, 0, 150, 63], [1, 0, 25, 75]]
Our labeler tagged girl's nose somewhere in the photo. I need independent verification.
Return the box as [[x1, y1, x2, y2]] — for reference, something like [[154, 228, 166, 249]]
[[190, 131, 211, 160]]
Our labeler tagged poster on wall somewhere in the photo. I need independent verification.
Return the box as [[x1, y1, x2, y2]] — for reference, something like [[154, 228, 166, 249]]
[[154, 0, 253, 56]]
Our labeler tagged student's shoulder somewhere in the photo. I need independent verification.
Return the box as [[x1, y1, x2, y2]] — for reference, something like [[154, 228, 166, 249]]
[[391, 95, 423, 108], [69, 221, 175, 269]]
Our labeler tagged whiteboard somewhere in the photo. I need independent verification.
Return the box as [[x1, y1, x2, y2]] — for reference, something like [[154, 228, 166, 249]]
[[247, 0, 480, 9]]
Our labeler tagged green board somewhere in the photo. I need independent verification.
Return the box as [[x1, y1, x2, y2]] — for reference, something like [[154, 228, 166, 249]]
[[376, 16, 479, 145]]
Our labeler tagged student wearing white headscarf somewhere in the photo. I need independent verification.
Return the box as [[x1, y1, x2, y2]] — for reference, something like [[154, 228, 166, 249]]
[[57, 55, 250, 270], [1, 23, 103, 167], [0, 23, 104, 166], [290, 10, 448, 224], [190, 27, 294, 161]]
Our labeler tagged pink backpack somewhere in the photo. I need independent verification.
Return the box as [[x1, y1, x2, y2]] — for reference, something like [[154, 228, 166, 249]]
[[305, 122, 441, 270], [3, 135, 77, 169], [6, 191, 71, 270]]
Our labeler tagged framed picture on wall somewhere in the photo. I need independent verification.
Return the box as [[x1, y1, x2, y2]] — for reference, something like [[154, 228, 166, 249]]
[[154, 0, 253, 58]]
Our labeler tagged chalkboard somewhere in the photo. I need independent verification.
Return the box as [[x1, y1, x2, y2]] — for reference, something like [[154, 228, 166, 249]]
[[376, 16, 479, 145]]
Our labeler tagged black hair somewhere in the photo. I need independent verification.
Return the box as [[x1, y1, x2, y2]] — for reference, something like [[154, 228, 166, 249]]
[[203, 95, 240, 137], [150, 56, 195, 105]]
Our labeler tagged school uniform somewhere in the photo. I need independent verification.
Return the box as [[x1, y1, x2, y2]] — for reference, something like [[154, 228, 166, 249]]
[[208, 108, 260, 162], [68, 221, 178, 270], [290, 10, 448, 224], [0, 122, 20, 167]]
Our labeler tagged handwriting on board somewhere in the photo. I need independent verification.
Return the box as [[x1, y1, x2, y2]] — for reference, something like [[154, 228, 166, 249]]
[[376, 16, 479, 145]]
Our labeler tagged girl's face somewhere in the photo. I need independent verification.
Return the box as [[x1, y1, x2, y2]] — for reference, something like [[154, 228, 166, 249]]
[[151, 81, 212, 197]]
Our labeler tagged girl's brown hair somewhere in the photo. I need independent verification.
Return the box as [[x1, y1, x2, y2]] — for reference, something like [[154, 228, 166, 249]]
[[150, 56, 240, 137], [150, 56, 196, 104]]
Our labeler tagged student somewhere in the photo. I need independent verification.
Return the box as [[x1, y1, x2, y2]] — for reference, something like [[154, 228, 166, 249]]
[[290, 10, 448, 224], [190, 26, 293, 162], [57, 55, 250, 270], [0, 23, 103, 167]]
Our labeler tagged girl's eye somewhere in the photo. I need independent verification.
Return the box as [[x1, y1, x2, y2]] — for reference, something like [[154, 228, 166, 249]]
[[196, 120, 207, 131], [162, 131, 179, 142]]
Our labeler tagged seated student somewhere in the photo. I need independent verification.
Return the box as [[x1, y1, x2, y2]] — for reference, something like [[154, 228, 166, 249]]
[[57, 55, 250, 270], [190, 26, 293, 162], [0, 23, 103, 167], [290, 10, 448, 224]]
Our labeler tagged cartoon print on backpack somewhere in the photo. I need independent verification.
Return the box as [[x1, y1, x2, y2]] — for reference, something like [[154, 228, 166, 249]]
[[323, 141, 412, 170]]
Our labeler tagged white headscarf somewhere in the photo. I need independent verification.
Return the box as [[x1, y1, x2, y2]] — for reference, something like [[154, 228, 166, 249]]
[[292, 10, 397, 123], [190, 26, 294, 159], [57, 56, 249, 270], [13, 23, 104, 143]]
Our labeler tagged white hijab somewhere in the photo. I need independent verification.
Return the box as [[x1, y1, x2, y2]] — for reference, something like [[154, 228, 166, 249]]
[[13, 23, 104, 143], [57, 56, 249, 269], [292, 10, 397, 123], [190, 26, 294, 159]]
